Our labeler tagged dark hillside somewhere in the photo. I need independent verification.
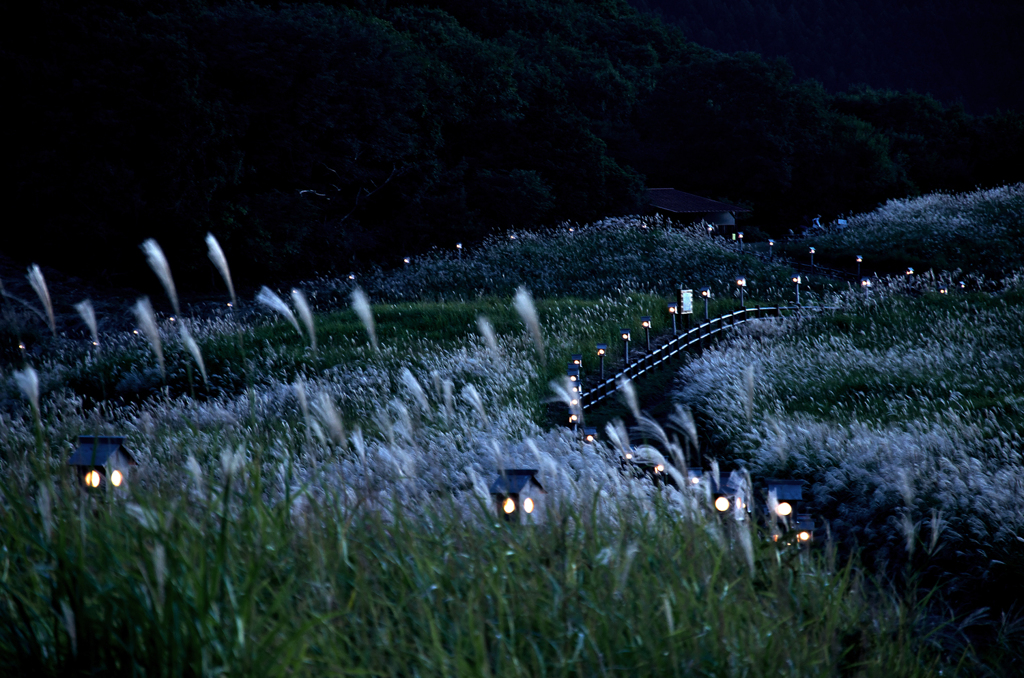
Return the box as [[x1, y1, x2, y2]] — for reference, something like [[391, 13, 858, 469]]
[[3, 0, 1022, 289], [629, 0, 1024, 115]]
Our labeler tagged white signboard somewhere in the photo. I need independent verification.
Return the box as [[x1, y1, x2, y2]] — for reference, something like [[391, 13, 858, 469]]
[[680, 290, 693, 315]]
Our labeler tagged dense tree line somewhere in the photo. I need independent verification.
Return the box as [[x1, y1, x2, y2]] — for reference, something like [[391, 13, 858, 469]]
[[630, 0, 1024, 116], [3, 0, 1022, 288]]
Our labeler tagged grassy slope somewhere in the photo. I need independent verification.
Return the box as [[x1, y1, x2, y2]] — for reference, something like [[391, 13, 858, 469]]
[[4, 206, 1022, 673]]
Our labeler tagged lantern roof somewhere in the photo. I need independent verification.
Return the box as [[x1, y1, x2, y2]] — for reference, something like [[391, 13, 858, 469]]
[[489, 469, 545, 495], [710, 472, 742, 497], [68, 436, 137, 467], [766, 478, 805, 502]]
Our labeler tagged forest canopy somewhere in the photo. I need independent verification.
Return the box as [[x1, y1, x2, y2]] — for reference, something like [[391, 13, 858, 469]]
[[4, 0, 1022, 288]]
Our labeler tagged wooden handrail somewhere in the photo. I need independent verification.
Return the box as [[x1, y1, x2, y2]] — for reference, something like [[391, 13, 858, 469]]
[[580, 305, 832, 411]]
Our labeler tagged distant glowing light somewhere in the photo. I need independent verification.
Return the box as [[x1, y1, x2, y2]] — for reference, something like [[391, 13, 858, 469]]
[[85, 470, 101, 488], [714, 496, 730, 512], [798, 531, 811, 542]]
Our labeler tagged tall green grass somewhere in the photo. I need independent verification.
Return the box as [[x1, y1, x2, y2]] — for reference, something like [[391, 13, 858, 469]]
[[1, 473, 952, 676]]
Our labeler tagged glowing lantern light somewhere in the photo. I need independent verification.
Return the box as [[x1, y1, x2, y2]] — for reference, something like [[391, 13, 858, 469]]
[[490, 469, 545, 524], [714, 496, 730, 512], [69, 435, 137, 491]]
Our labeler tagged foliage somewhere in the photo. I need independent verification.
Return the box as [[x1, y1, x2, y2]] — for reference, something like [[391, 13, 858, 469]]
[[0, 472, 954, 675], [803, 183, 1024, 276], [318, 216, 793, 302], [4, 0, 1023, 287], [1, 198, 1022, 672], [672, 281, 1024, 624]]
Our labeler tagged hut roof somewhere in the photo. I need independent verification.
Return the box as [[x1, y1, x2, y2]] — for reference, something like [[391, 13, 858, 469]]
[[489, 469, 545, 495], [647, 188, 749, 214], [766, 479, 805, 502], [68, 436, 137, 466]]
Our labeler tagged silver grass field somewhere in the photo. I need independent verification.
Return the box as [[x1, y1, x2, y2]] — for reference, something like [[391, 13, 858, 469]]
[[2, 197, 1024, 675]]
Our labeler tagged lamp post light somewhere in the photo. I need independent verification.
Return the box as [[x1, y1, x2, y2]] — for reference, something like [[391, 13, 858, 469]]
[[939, 285, 948, 295], [620, 329, 631, 364], [706, 223, 714, 236], [489, 469, 546, 524], [641, 316, 652, 351], [856, 255, 863, 278], [768, 238, 775, 260], [737, 231, 744, 249], [404, 256, 411, 266], [809, 247, 816, 269], [686, 467, 703, 486], [700, 287, 711, 320], [567, 364, 581, 413], [668, 303, 677, 334], [596, 344, 607, 380], [791, 274, 802, 305], [736, 277, 746, 309], [905, 267, 914, 283], [959, 281, 966, 291], [860, 277, 872, 292], [571, 353, 583, 369], [583, 427, 597, 444], [456, 242, 462, 259]]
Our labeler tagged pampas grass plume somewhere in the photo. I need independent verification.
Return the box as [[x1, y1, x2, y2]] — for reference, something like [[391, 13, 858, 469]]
[[133, 297, 164, 378], [14, 366, 40, 415], [291, 288, 316, 352], [205, 233, 236, 307], [256, 286, 303, 338], [477, 315, 499, 354], [180, 322, 207, 384], [618, 377, 641, 420], [74, 300, 99, 347], [513, 287, 544, 365], [315, 392, 347, 448], [350, 287, 378, 352], [27, 264, 55, 335], [141, 239, 179, 316]]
